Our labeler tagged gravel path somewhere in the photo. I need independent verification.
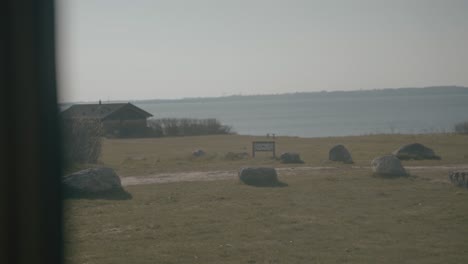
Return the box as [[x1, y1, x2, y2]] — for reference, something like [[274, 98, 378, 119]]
[[121, 164, 468, 186]]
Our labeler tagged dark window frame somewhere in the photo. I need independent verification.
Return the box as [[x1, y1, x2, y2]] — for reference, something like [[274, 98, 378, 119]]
[[1, 1, 63, 264]]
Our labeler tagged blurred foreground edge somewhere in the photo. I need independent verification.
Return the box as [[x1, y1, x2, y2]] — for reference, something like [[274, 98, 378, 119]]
[[1, 1, 63, 264]]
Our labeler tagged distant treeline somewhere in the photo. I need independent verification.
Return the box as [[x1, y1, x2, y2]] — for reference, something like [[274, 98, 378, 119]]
[[148, 118, 233, 137]]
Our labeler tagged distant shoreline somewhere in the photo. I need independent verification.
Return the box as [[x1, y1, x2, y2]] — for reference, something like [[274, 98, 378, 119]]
[[60, 85, 468, 105], [60, 86, 468, 138], [168, 131, 461, 139]]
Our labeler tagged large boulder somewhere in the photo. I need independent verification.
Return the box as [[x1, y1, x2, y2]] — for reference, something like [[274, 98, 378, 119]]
[[449, 170, 468, 188], [63, 167, 131, 199], [393, 143, 441, 160], [239, 167, 281, 187], [329, 145, 353, 164], [371, 155, 408, 177], [279, 152, 304, 164]]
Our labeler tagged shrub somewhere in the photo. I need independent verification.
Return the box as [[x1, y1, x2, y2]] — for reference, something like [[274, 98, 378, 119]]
[[62, 119, 103, 167], [147, 118, 233, 137], [454, 121, 468, 134]]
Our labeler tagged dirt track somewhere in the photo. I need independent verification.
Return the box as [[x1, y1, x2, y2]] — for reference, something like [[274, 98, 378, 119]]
[[121, 164, 468, 186]]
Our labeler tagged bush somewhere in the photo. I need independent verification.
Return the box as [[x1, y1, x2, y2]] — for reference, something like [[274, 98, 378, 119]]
[[62, 119, 103, 167], [147, 118, 233, 137], [454, 121, 468, 134]]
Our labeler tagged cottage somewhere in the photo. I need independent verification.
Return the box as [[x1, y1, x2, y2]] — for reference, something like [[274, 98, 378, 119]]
[[61, 102, 153, 136]]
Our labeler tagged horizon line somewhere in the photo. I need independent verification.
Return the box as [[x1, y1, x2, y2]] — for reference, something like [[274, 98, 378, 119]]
[[59, 85, 468, 105]]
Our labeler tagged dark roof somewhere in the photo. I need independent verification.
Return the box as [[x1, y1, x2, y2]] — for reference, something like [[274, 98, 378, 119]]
[[61, 103, 153, 119]]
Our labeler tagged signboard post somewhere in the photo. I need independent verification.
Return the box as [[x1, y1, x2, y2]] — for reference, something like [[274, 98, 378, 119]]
[[252, 141, 276, 158]]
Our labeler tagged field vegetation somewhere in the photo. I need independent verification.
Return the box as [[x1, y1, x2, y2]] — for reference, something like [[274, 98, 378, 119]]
[[65, 133, 468, 263], [147, 118, 232, 137], [99, 133, 468, 176], [62, 119, 102, 169]]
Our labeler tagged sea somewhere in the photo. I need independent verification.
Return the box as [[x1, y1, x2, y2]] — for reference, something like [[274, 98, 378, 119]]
[[65, 87, 468, 138], [129, 87, 468, 138]]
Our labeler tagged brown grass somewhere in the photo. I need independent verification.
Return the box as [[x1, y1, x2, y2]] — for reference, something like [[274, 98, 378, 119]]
[[65, 168, 468, 264], [64, 133, 468, 263], [100, 134, 468, 176]]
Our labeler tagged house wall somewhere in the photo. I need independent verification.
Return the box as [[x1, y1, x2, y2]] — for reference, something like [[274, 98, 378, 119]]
[[103, 118, 148, 136], [63, 104, 152, 137]]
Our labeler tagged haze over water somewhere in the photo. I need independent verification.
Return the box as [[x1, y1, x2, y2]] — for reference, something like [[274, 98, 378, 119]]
[[130, 87, 468, 138]]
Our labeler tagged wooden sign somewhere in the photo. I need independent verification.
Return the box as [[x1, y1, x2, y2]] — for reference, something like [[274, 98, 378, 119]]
[[252, 141, 276, 158]]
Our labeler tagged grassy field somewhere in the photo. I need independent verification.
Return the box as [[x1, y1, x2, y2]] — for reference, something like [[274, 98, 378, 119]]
[[65, 134, 468, 263], [100, 134, 468, 176]]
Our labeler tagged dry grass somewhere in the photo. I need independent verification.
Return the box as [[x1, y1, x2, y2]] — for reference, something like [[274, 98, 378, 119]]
[[100, 134, 468, 176], [64, 133, 468, 263], [65, 168, 468, 264]]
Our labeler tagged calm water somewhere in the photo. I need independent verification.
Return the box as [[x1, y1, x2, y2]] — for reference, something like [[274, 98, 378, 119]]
[[131, 88, 468, 137]]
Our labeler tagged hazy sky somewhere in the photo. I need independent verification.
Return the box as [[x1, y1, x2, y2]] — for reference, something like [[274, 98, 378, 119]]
[[58, 0, 468, 102]]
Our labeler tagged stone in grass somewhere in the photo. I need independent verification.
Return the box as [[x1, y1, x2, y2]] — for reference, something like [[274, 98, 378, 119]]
[[63, 167, 131, 199], [371, 155, 408, 177], [279, 152, 304, 164], [239, 167, 286, 187], [329, 144, 353, 164], [192, 149, 206, 157], [393, 143, 441, 160], [449, 170, 468, 188]]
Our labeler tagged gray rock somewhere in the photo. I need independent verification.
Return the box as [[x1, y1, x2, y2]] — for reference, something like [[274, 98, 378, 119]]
[[63, 167, 130, 199], [449, 170, 468, 188], [279, 152, 304, 164], [393, 143, 441, 160], [329, 145, 353, 163], [192, 149, 206, 157], [371, 155, 408, 177], [239, 167, 280, 186]]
